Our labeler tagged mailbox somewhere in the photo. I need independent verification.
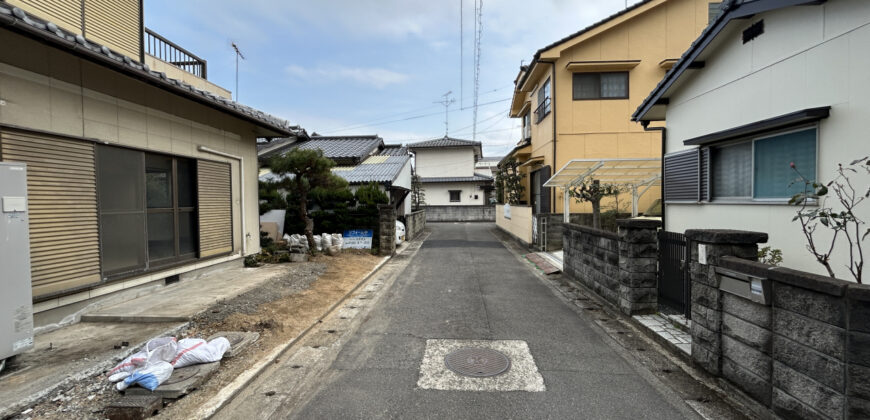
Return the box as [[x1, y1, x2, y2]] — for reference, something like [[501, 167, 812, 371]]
[[716, 267, 771, 305]]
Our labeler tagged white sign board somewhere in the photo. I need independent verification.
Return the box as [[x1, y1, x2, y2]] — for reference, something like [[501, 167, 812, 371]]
[[503, 204, 511, 219], [343, 229, 374, 249]]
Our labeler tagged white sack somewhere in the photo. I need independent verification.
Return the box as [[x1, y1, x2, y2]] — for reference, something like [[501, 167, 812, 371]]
[[321, 233, 332, 247], [331, 233, 343, 248], [115, 361, 173, 391], [172, 337, 231, 368], [313, 235, 322, 251], [108, 337, 177, 379]]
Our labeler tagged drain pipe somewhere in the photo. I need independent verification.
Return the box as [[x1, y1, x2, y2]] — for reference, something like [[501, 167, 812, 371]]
[[641, 121, 666, 228], [197, 145, 249, 256]]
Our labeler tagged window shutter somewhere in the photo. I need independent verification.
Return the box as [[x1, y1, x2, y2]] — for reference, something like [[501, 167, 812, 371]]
[[663, 149, 700, 202], [1, 129, 101, 297], [197, 160, 233, 257], [699, 147, 710, 201]]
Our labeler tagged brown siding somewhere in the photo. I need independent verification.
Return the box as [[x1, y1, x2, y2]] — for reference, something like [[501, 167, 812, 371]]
[[197, 160, 232, 257], [5, 0, 83, 34], [0, 129, 101, 297]]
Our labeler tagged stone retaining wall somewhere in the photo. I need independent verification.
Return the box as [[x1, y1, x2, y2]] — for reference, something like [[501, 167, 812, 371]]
[[685, 229, 870, 420], [424, 205, 494, 222], [562, 219, 660, 315], [378, 204, 396, 256], [404, 210, 426, 241], [534, 213, 632, 251]]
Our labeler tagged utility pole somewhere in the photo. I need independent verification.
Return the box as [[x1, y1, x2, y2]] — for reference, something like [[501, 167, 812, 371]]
[[231, 42, 246, 102], [434, 91, 456, 137]]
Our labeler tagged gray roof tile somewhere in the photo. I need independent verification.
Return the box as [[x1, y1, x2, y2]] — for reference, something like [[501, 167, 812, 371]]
[[296, 135, 383, 165], [420, 174, 493, 183]]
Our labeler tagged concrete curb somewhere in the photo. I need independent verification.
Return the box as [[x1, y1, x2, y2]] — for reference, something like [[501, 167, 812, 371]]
[[192, 252, 396, 419], [0, 322, 189, 419]]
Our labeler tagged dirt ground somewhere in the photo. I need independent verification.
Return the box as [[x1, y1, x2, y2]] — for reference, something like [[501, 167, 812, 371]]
[[11, 250, 382, 420]]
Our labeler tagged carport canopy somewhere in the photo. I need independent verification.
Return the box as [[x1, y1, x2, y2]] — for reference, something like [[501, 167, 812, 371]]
[[543, 158, 662, 222]]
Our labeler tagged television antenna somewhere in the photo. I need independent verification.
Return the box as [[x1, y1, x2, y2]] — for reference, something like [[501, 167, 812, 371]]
[[231, 42, 246, 102], [434, 91, 456, 136]]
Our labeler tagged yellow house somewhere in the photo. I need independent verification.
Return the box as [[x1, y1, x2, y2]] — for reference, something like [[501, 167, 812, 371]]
[[506, 0, 715, 216]]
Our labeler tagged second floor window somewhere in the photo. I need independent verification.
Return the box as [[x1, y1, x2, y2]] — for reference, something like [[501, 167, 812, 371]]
[[522, 112, 531, 139], [535, 78, 551, 123], [573, 72, 629, 100]]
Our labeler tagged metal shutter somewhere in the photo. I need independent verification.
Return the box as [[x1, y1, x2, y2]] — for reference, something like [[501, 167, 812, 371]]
[[663, 149, 700, 203], [0, 130, 101, 297], [197, 160, 232, 258], [699, 147, 710, 201]]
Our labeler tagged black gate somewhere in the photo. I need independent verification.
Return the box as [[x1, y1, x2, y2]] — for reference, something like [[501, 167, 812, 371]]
[[658, 231, 690, 318]]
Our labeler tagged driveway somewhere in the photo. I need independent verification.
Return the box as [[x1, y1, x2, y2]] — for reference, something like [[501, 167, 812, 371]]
[[218, 223, 698, 419]]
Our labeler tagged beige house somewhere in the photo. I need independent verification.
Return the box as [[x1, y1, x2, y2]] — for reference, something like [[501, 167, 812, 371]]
[[0, 1, 292, 324]]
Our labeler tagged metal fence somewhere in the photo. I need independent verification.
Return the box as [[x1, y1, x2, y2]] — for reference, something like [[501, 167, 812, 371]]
[[144, 28, 207, 78]]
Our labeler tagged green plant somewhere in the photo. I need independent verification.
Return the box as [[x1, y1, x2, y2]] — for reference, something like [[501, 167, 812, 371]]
[[268, 148, 343, 254], [244, 255, 260, 267], [790, 157, 868, 283], [355, 182, 389, 206], [495, 157, 525, 205], [569, 180, 625, 230], [411, 174, 426, 210], [758, 247, 783, 266]]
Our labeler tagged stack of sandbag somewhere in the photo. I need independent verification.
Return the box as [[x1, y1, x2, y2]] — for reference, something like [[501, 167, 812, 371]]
[[108, 336, 232, 392], [171, 337, 231, 368]]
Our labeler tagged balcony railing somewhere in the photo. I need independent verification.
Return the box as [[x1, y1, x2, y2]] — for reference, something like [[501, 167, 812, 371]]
[[534, 97, 551, 124], [144, 28, 207, 79]]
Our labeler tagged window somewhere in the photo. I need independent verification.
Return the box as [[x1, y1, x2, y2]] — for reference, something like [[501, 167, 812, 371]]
[[535, 78, 551, 123], [522, 112, 531, 139], [449, 190, 461, 202], [98, 145, 198, 277], [711, 127, 817, 200], [573, 72, 629, 100]]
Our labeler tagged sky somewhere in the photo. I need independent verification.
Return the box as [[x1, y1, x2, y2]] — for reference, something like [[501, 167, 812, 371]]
[[144, 0, 644, 157]]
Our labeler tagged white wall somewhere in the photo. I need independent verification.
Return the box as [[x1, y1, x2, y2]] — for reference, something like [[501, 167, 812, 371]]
[[394, 158, 413, 214], [422, 182, 487, 206], [662, 0, 870, 278], [415, 148, 475, 177]]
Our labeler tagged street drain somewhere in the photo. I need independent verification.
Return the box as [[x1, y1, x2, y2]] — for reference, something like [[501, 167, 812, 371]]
[[444, 347, 511, 378]]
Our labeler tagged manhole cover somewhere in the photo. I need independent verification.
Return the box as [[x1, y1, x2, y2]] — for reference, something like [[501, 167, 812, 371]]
[[444, 347, 511, 377], [162, 366, 200, 385]]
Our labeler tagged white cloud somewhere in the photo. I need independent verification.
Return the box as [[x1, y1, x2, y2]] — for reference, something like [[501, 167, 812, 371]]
[[285, 65, 410, 89]]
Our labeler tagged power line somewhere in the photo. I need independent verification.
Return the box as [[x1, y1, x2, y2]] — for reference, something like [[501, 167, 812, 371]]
[[321, 97, 511, 134], [460, 0, 463, 109]]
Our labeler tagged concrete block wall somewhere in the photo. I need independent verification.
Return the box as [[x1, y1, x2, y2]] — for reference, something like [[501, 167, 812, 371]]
[[562, 219, 661, 315], [424, 205, 494, 222], [685, 229, 870, 420], [378, 205, 396, 256], [404, 210, 426, 241], [535, 213, 632, 252]]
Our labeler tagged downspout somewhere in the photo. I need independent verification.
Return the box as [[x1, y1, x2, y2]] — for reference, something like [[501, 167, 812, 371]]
[[197, 145, 249, 256], [540, 60, 557, 213], [641, 122, 666, 228]]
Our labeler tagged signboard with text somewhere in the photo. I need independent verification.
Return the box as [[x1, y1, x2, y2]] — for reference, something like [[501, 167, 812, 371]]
[[343, 229, 374, 249]]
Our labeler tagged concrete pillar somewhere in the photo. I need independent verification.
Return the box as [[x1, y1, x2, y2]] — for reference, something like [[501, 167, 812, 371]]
[[616, 219, 661, 315], [684, 229, 768, 375], [378, 204, 396, 256]]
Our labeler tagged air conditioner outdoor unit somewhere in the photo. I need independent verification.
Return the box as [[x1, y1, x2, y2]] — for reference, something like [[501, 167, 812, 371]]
[[0, 162, 34, 373]]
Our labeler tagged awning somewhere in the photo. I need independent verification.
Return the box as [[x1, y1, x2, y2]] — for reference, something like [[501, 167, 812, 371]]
[[543, 158, 662, 221]]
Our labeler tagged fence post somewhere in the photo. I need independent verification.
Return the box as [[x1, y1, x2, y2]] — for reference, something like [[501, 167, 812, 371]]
[[683, 229, 767, 375], [616, 219, 661, 315], [378, 204, 396, 256]]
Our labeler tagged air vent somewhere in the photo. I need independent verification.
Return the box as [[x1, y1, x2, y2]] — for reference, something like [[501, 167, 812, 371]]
[[743, 20, 764, 44]]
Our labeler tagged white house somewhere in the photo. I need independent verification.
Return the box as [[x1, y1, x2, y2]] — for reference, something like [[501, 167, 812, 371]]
[[633, 0, 870, 277], [408, 137, 493, 206], [474, 156, 502, 179]]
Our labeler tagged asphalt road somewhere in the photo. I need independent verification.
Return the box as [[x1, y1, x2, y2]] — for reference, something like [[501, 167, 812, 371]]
[[217, 223, 700, 419]]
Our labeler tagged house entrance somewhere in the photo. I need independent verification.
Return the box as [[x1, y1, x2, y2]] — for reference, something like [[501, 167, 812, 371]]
[[657, 230, 690, 318]]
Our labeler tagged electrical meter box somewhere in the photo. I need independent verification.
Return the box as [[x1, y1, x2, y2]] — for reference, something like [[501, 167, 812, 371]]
[[1, 162, 34, 363]]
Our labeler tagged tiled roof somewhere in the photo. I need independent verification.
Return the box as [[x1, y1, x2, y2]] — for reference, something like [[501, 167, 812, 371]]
[[332, 154, 411, 184], [420, 174, 493, 183], [257, 135, 306, 159], [296, 135, 384, 165], [259, 153, 410, 185], [0, 3, 293, 136], [407, 136, 481, 149], [379, 144, 410, 156]]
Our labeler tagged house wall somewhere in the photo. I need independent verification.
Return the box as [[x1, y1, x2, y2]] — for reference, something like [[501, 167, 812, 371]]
[[0, 30, 262, 308], [662, 0, 870, 276], [394, 158, 412, 214], [513, 0, 710, 214], [144, 55, 232, 99], [414, 148, 475, 178], [6, 0, 142, 60], [495, 204, 533, 245], [422, 182, 487, 206]]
